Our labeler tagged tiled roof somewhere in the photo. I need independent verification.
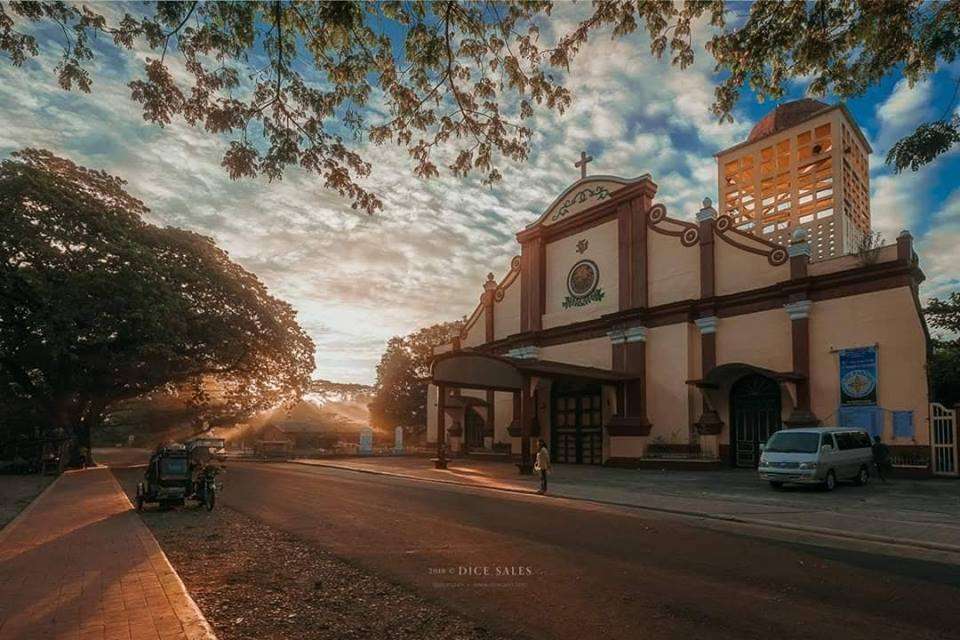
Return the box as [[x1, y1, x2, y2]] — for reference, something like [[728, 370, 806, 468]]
[[747, 99, 831, 143]]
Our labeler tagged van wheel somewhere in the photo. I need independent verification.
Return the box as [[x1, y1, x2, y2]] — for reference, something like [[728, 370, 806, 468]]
[[769, 481, 784, 490], [822, 470, 836, 492], [854, 465, 870, 486]]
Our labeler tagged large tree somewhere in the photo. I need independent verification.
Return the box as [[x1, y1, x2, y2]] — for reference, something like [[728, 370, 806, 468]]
[[925, 292, 960, 407], [368, 320, 462, 434], [1, 1, 956, 212], [0, 149, 315, 456]]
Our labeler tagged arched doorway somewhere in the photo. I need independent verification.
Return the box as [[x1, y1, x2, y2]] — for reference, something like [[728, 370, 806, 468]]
[[464, 407, 486, 450], [730, 374, 782, 468]]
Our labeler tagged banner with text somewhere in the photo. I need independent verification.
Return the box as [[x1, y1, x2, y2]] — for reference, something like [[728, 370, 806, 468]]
[[839, 346, 878, 406]]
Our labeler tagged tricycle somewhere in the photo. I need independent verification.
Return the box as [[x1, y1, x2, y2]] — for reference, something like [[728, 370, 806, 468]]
[[135, 442, 222, 511]]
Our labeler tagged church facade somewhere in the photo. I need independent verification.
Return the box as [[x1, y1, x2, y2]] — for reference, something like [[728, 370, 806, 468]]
[[427, 102, 930, 473]]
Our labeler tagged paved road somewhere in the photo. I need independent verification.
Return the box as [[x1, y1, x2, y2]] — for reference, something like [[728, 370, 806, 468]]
[[213, 462, 959, 640]]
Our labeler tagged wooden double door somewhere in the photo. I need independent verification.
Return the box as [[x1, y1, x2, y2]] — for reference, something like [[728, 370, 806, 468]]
[[552, 384, 603, 465], [464, 408, 486, 449], [730, 374, 782, 468]]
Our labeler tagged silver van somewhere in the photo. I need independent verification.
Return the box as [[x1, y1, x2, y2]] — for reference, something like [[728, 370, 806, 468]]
[[758, 427, 874, 490]]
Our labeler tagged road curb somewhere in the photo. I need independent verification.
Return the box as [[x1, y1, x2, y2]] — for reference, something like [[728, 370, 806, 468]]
[[287, 459, 960, 555], [108, 470, 219, 640], [0, 471, 66, 545]]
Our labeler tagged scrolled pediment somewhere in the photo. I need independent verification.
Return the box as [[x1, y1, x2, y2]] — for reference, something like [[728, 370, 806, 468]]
[[529, 175, 651, 229]]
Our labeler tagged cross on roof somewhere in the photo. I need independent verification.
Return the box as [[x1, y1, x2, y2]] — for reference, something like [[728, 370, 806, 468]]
[[575, 151, 593, 179]]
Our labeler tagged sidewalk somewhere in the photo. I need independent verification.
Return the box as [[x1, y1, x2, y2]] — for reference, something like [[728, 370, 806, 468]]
[[0, 468, 215, 640], [292, 456, 960, 552]]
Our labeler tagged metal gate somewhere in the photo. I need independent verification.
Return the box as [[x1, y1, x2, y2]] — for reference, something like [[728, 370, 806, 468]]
[[931, 403, 958, 477], [730, 374, 782, 468]]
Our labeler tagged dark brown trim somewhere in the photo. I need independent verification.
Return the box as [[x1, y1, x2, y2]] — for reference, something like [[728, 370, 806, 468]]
[[436, 384, 447, 464], [519, 376, 534, 472], [647, 203, 700, 246], [792, 316, 810, 411], [699, 217, 715, 299], [618, 202, 631, 311], [486, 389, 495, 438], [896, 232, 913, 262], [482, 279, 496, 343], [517, 180, 658, 244], [625, 340, 647, 419], [783, 311, 819, 428], [789, 250, 808, 280], [701, 331, 716, 373], [617, 195, 651, 310], [715, 215, 788, 266], [520, 239, 545, 333], [476, 256, 923, 356]]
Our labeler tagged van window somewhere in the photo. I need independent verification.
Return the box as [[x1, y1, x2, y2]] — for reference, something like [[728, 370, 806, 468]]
[[821, 433, 835, 449], [835, 432, 871, 450], [765, 432, 821, 453], [835, 432, 855, 450]]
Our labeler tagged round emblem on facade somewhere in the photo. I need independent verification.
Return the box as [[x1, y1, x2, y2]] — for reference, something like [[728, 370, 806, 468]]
[[841, 369, 876, 399], [567, 259, 599, 298]]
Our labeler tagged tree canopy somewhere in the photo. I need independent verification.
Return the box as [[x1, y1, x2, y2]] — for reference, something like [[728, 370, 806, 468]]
[[368, 319, 462, 433], [925, 292, 960, 407], [1, 1, 956, 213], [0, 149, 315, 450]]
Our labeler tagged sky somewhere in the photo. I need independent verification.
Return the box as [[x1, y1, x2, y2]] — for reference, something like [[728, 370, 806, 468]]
[[1, 3, 958, 384]]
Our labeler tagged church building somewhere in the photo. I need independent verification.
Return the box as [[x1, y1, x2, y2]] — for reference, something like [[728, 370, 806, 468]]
[[427, 100, 931, 473]]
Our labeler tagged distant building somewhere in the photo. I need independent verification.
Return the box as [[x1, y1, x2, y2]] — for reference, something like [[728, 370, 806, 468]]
[[262, 422, 329, 450], [254, 399, 366, 451], [717, 99, 872, 261]]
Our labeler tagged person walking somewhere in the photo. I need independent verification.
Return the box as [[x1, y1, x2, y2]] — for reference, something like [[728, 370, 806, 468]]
[[534, 439, 550, 494], [872, 435, 891, 482]]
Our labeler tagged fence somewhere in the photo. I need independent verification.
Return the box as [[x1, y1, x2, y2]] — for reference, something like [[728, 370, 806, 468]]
[[930, 403, 958, 477]]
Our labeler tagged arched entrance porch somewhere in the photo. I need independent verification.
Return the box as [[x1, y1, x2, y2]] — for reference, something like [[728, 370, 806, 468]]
[[690, 363, 802, 466]]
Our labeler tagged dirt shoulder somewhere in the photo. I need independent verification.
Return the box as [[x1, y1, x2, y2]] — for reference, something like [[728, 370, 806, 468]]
[[0, 473, 54, 530], [111, 468, 516, 640]]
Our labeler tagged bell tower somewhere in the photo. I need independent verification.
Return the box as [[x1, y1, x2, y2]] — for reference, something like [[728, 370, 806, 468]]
[[716, 99, 872, 261]]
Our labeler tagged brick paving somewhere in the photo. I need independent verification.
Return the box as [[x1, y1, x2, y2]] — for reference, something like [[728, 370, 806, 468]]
[[0, 468, 215, 640]]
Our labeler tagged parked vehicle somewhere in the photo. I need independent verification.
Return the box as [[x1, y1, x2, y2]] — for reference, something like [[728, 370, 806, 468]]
[[136, 442, 221, 511], [758, 427, 874, 490], [136, 443, 191, 510]]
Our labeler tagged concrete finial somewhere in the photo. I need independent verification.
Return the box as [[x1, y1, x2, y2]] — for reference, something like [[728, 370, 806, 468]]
[[788, 227, 810, 258], [484, 272, 497, 290], [696, 198, 718, 223], [898, 229, 912, 239]]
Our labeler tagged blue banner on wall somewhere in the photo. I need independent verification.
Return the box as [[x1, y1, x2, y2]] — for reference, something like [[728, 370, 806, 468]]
[[839, 346, 878, 406], [893, 410, 915, 438], [838, 406, 884, 438]]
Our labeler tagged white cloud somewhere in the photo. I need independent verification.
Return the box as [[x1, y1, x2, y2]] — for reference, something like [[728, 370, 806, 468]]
[[874, 78, 934, 155], [0, 6, 762, 383]]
